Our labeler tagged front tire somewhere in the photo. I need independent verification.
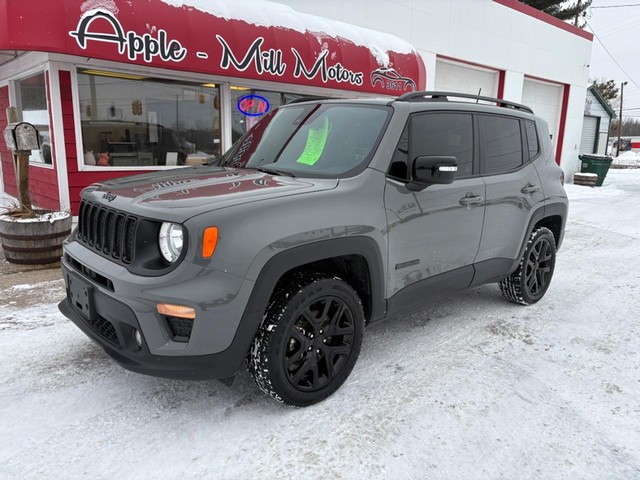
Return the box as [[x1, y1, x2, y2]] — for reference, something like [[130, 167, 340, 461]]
[[500, 227, 556, 305], [247, 273, 364, 407]]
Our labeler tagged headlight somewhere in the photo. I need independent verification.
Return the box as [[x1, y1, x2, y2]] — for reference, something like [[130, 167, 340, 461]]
[[159, 222, 184, 263]]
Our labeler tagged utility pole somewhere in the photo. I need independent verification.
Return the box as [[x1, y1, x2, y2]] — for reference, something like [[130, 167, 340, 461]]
[[574, 0, 582, 26], [617, 81, 628, 157]]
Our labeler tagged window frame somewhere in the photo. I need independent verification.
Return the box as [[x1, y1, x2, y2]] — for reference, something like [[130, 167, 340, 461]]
[[71, 65, 351, 173], [12, 70, 54, 169]]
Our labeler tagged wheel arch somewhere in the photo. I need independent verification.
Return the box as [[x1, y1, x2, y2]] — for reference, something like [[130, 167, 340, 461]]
[[512, 202, 567, 273], [226, 237, 386, 375]]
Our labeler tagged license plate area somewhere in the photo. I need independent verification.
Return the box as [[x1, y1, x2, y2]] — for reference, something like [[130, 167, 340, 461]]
[[67, 274, 96, 321]]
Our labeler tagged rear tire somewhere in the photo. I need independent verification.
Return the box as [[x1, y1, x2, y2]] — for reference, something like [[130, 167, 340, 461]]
[[500, 227, 556, 305], [247, 273, 364, 407]]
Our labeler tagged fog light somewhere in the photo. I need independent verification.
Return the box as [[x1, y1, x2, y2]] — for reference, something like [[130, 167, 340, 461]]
[[133, 329, 143, 348]]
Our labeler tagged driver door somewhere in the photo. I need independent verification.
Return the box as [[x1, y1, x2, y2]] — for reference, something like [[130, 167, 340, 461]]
[[384, 112, 485, 304]]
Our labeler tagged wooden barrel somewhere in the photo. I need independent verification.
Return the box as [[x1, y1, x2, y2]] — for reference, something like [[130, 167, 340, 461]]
[[0, 212, 73, 265]]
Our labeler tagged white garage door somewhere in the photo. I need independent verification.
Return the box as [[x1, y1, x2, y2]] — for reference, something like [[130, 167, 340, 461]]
[[522, 78, 563, 155], [435, 60, 498, 98], [579, 116, 598, 155]]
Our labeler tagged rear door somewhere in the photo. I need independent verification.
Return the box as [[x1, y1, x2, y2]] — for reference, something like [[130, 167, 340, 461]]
[[474, 114, 546, 282], [384, 112, 485, 300]]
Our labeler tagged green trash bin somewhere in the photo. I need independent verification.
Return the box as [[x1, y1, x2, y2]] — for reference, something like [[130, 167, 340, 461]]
[[579, 154, 613, 187]]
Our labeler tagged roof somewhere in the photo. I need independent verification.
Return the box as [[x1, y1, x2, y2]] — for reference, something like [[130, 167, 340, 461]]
[[588, 85, 616, 119]]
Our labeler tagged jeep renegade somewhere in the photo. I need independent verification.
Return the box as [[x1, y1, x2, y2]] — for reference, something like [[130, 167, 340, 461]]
[[59, 92, 567, 406]]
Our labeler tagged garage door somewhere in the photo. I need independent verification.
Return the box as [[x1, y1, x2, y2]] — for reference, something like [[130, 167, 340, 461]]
[[522, 78, 563, 156], [435, 60, 498, 98], [579, 116, 598, 155]]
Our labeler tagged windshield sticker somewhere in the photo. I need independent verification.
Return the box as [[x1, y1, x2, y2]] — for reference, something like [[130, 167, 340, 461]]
[[296, 117, 330, 166]]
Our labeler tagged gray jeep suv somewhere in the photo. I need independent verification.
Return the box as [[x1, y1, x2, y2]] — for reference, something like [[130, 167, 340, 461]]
[[59, 92, 567, 406]]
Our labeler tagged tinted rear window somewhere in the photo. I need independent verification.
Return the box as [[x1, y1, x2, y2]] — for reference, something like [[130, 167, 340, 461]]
[[482, 115, 523, 174]]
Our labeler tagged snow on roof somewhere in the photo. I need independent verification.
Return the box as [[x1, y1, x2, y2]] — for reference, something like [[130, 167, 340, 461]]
[[159, 0, 416, 66]]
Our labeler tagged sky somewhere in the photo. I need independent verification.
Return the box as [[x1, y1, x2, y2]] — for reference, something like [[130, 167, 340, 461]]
[[585, 0, 640, 118]]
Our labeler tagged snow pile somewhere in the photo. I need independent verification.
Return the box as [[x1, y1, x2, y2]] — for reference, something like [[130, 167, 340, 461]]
[[0, 210, 70, 224], [159, 0, 416, 66], [612, 150, 640, 167]]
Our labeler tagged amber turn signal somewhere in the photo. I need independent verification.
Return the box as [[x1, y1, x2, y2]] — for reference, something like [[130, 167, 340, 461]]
[[157, 303, 196, 319], [202, 226, 219, 258]]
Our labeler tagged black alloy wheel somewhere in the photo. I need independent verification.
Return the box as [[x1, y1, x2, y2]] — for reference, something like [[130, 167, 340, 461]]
[[247, 273, 364, 406], [524, 234, 554, 299], [500, 227, 556, 305], [283, 295, 355, 391]]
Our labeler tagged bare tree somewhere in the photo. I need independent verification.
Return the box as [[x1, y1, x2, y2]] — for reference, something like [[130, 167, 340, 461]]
[[610, 118, 640, 137]]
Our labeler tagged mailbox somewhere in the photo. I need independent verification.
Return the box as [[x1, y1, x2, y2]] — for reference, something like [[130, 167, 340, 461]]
[[3, 122, 40, 152]]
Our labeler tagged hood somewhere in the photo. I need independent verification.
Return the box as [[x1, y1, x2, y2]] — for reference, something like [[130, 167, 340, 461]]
[[81, 165, 339, 222]]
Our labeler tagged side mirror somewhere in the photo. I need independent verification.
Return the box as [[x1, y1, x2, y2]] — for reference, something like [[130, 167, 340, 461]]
[[407, 155, 458, 191]]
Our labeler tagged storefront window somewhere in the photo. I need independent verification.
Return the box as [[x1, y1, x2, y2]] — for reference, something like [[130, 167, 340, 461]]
[[230, 86, 312, 143], [15, 72, 51, 164], [77, 70, 221, 167]]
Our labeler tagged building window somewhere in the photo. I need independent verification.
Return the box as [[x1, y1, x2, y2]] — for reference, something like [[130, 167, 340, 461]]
[[230, 86, 312, 143], [15, 72, 51, 164], [77, 70, 221, 167]]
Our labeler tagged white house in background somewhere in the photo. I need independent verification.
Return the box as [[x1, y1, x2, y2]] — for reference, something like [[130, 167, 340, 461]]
[[580, 85, 615, 156]]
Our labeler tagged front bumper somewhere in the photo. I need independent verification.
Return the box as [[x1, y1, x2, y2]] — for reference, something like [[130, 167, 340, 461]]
[[58, 242, 258, 380], [59, 295, 239, 380]]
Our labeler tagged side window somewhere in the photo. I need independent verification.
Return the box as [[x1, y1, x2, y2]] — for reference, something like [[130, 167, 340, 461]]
[[409, 113, 474, 178], [481, 115, 523, 174], [524, 120, 540, 160]]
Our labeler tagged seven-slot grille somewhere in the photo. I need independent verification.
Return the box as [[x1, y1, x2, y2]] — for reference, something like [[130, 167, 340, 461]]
[[78, 200, 137, 264]]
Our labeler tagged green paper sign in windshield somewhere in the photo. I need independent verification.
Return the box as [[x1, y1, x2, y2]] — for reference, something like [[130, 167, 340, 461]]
[[297, 117, 330, 166]]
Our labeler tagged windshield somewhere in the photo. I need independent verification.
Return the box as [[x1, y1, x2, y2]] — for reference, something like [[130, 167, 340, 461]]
[[221, 104, 391, 177]]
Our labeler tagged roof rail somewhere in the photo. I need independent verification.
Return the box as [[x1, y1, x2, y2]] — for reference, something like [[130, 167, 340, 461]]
[[285, 96, 332, 105], [396, 91, 534, 114]]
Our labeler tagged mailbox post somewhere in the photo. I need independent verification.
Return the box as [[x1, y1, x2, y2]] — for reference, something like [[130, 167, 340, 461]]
[[3, 109, 40, 214]]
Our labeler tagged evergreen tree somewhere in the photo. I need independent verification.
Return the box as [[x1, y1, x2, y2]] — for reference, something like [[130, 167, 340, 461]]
[[520, 1, 592, 27], [590, 78, 619, 102]]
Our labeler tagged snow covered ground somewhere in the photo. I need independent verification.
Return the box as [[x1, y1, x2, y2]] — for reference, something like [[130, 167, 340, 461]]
[[1, 170, 640, 479]]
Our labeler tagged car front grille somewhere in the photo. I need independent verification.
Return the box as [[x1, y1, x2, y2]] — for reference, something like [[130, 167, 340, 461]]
[[78, 201, 137, 264]]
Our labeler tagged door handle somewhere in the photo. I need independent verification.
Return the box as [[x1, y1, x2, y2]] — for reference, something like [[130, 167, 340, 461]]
[[521, 184, 540, 194], [459, 195, 484, 206]]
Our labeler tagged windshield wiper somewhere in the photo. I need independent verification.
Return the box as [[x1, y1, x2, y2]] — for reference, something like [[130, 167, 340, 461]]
[[254, 166, 296, 177]]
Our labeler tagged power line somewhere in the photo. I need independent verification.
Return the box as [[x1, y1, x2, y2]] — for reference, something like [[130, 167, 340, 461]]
[[585, 19, 640, 91], [591, 3, 640, 8]]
